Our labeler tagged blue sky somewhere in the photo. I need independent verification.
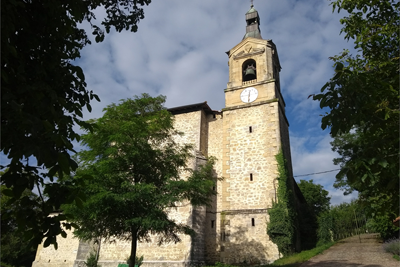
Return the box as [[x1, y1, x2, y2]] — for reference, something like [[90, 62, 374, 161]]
[[74, 0, 359, 205], [1, 0, 358, 205]]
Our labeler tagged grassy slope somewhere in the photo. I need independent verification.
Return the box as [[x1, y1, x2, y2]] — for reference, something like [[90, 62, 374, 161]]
[[264, 242, 335, 266]]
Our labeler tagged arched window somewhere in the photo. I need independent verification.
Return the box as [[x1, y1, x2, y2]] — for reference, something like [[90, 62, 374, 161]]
[[242, 59, 257, 82]]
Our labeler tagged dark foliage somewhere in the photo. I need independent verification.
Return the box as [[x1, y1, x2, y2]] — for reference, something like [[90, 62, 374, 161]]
[[1, 0, 151, 248], [313, 0, 399, 221]]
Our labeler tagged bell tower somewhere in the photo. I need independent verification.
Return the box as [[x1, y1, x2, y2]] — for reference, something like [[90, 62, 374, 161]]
[[224, 4, 282, 108], [217, 4, 293, 265]]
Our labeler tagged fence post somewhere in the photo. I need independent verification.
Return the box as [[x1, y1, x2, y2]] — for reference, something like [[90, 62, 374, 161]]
[[353, 209, 361, 243]]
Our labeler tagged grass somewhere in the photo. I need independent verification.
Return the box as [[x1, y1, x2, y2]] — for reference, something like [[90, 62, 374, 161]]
[[264, 242, 335, 266], [202, 242, 336, 267]]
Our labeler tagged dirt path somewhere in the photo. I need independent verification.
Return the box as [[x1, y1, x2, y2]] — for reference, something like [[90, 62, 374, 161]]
[[300, 233, 399, 267]]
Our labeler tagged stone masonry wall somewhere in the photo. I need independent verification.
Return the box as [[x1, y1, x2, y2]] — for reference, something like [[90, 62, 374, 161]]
[[225, 104, 280, 210], [173, 111, 202, 157], [74, 240, 100, 267], [220, 212, 279, 265], [205, 113, 224, 264], [32, 228, 80, 267], [219, 103, 280, 265]]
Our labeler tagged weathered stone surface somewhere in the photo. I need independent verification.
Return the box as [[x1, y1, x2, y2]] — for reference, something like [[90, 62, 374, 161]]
[[32, 227, 80, 267]]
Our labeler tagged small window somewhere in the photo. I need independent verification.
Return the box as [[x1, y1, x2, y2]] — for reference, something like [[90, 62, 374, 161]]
[[250, 173, 253, 181], [211, 220, 215, 228], [212, 186, 216, 191], [252, 218, 255, 226], [213, 114, 216, 119], [249, 126, 252, 133]]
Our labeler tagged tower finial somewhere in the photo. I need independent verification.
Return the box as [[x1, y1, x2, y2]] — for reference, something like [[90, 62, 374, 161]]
[[244, 2, 262, 40]]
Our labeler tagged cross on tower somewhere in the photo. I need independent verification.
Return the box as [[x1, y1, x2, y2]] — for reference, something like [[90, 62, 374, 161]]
[[250, 0, 254, 6]]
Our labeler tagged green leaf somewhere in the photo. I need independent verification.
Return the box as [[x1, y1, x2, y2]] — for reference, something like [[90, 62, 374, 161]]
[[58, 153, 71, 174], [2, 188, 14, 197], [42, 120, 53, 131], [75, 197, 84, 209], [47, 165, 60, 178], [43, 237, 52, 248], [335, 62, 344, 71], [361, 174, 368, 182], [75, 67, 85, 81], [378, 159, 388, 168], [60, 230, 67, 238], [61, 135, 73, 150]]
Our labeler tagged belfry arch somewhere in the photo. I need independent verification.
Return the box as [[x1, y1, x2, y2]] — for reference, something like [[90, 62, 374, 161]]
[[242, 59, 257, 82]]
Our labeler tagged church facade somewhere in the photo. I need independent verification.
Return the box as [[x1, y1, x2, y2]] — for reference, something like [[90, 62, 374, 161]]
[[33, 5, 303, 267]]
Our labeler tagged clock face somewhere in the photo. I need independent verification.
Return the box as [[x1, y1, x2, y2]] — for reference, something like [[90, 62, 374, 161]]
[[240, 87, 258, 103]]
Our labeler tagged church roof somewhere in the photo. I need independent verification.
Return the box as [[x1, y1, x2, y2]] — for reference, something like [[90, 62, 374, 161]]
[[243, 31, 261, 39], [243, 4, 262, 40], [246, 5, 257, 14], [167, 101, 216, 115]]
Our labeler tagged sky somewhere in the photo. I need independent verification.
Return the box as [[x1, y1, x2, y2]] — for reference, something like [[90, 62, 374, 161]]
[[75, 0, 359, 205], [2, 0, 359, 205]]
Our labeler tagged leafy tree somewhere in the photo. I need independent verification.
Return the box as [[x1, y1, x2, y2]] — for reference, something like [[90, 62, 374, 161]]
[[63, 94, 218, 267], [312, 0, 399, 219], [297, 203, 318, 250], [1, 0, 151, 247], [330, 131, 361, 194], [367, 214, 398, 240], [297, 179, 330, 249], [1, 185, 39, 267], [331, 130, 399, 239], [316, 211, 334, 246], [317, 200, 367, 245], [298, 179, 331, 218]]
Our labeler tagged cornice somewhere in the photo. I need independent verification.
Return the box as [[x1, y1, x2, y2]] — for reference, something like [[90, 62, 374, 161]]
[[233, 47, 265, 60], [224, 78, 276, 92], [222, 98, 278, 112]]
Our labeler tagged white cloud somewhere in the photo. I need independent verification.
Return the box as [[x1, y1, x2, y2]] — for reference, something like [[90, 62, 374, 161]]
[[3, 1, 360, 206]]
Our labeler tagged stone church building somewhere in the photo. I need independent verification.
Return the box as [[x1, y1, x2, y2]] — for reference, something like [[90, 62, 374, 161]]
[[33, 5, 305, 267]]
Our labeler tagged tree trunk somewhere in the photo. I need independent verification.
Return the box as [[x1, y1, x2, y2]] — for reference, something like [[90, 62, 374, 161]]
[[130, 229, 138, 267]]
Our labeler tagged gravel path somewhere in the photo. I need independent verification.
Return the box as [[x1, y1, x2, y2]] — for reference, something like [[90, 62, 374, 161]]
[[300, 233, 399, 267]]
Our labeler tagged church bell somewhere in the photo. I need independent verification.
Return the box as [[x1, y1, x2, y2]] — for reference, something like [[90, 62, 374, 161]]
[[244, 66, 256, 80]]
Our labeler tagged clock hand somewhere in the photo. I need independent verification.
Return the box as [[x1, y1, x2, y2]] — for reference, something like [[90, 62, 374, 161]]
[[248, 91, 250, 102]]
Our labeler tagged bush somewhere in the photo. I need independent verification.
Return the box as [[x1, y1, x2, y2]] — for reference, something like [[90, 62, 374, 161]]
[[316, 211, 333, 246], [383, 238, 400, 256], [127, 255, 144, 267], [85, 252, 100, 267], [367, 215, 399, 240]]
